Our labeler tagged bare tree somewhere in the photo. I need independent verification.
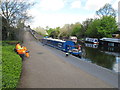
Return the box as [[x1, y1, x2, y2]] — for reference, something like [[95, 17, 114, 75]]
[[1, 0, 34, 40], [96, 3, 116, 18], [1, 0, 34, 26], [58, 24, 71, 39]]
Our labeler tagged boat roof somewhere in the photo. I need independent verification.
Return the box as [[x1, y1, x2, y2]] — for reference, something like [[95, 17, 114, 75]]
[[44, 38, 66, 42], [100, 38, 120, 43]]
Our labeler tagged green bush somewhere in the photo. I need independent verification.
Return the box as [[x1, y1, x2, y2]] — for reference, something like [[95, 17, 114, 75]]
[[2, 41, 22, 89]]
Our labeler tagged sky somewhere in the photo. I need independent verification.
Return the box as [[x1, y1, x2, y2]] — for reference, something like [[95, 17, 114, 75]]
[[27, 0, 120, 29]]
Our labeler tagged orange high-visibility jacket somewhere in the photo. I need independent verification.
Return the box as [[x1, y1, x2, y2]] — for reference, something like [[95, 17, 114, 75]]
[[23, 46, 30, 57], [23, 46, 27, 51], [16, 44, 22, 50], [17, 49, 26, 54]]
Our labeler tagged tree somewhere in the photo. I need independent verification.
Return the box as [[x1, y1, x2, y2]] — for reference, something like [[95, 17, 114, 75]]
[[1, 0, 34, 40], [71, 22, 81, 37], [47, 27, 60, 38], [47, 28, 54, 36], [82, 19, 93, 32], [1, 0, 34, 26], [96, 3, 116, 18], [58, 24, 71, 38], [33, 26, 48, 36], [86, 19, 101, 38], [85, 4, 118, 38], [86, 16, 118, 38], [80, 18, 93, 38], [2, 16, 8, 40], [55, 27, 60, 38], [97, 16, 118, 37]]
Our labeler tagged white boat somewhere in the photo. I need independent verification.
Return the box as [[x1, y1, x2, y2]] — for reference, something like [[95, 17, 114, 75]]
[[99, 38, 120, 47], [85, 38, 99, 44], [100, 38, 120, 43]]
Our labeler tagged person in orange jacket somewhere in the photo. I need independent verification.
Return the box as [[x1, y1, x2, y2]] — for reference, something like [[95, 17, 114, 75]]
[[22, 46, 30, 58], [17, 47, 26, 60], [15, 42, 30, 59], [16, 42, 22, 50]]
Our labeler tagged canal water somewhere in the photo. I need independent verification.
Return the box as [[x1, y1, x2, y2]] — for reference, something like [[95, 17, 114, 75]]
[[78, 42, 120, 72]]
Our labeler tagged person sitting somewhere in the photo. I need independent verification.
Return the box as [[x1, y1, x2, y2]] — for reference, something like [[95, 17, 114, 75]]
[[17, 47, 26, 60], [22, 46, 30, 58], [15, 42, 30, 59], [15, 42, 22, 50]]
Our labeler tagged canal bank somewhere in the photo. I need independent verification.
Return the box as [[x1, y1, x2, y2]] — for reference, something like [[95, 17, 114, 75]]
[[18, 30, 117, 88], [33, 30, 119, 88], [39, 42, 118, 88]]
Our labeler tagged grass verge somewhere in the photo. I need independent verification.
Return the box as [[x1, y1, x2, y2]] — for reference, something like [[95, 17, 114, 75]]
[[2, 41, 22, 89]]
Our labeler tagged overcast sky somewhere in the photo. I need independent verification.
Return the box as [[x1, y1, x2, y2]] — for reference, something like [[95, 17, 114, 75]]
[[28, 0, 119, 29]]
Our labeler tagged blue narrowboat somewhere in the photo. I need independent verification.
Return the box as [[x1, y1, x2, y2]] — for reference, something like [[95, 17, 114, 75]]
[[41, 38, 82, 56]]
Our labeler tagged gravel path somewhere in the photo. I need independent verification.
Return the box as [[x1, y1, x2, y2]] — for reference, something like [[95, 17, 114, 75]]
[[18, 31, 113, 88]]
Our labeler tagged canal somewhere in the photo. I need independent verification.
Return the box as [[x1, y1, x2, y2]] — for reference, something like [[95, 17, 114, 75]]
[[78, 42, 120, 72]]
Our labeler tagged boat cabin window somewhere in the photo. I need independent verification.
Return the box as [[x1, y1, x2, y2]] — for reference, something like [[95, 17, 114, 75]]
[[108, 43, 114, 46]]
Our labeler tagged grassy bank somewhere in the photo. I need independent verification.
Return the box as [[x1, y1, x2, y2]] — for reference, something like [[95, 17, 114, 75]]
[[2, 41, 22, 89]]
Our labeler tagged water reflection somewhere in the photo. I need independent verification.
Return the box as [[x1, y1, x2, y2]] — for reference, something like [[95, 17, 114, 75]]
[[85, 43, 98, 48], [79, 42, 120, 72]]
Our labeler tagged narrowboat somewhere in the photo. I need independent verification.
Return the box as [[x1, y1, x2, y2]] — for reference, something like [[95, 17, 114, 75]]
[[99, 38, 120, 47], [41, 38, 82, 56], [85, 38, 99, 44]]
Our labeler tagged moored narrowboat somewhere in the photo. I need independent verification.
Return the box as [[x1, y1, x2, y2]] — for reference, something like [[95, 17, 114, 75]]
[[41, 38, 82, 56], [99, 38, 120, 47], [85, 38, 99, 44]]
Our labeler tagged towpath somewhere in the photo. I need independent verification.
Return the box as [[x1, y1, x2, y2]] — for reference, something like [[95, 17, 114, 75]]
[[18, 31, 113, 88]]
